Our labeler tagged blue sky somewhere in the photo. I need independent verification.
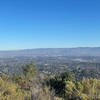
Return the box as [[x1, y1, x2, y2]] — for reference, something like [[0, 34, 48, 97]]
[[0, 0, 100, 50]]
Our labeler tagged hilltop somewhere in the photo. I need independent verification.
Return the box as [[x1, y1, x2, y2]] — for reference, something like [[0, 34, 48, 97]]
[[0, 47, 100, 57]]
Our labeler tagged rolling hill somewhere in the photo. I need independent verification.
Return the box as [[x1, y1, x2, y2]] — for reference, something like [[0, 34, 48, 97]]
[[0, 47, 100, 57]]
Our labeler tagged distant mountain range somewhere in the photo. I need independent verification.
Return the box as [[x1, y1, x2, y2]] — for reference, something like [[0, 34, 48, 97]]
[[0, 47, 100, 57]]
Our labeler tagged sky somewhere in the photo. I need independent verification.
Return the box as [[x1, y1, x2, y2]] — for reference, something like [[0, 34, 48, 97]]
[[0, 0, 100, 50]]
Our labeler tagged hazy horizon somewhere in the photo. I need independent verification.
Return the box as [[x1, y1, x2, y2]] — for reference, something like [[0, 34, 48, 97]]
[[0, 46, 100, 51]]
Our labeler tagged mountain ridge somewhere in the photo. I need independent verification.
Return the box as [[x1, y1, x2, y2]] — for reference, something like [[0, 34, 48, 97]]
[[0, 47, 100, 57]]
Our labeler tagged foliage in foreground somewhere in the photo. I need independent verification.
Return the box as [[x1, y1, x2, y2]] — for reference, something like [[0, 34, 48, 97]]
[[0, 62, 100, 100], [0, 62, 60, 100], [46, 71, 100, 100]]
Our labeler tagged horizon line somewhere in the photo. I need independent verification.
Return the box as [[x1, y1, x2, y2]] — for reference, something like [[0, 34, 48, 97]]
[[0, 46, 100, 51]]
